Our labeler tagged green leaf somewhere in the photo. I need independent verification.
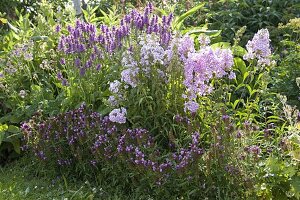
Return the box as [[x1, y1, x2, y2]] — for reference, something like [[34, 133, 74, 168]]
[[182, 27, 221, 37], [243, 71, 250, 82], [0, 124, 8, 133], [234, 57, 247, 76], [232, 99, 240, 109], [291, 176, 300, 194], [0, 132, 4, 145], [7, 22, 19, 33], [7, 125, 19, 134], [154, 7, 168, 16], [232, 46, 247, 57], [0, 17, 7, 24], [31, 36, 48, 41], [173, 3, 205, 29], [10, 138, 20, 154], [211, 42, 231, 49]]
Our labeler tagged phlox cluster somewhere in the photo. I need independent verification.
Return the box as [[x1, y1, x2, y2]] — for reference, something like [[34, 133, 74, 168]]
[[243, 29, 272, 66], [181, 36, 234, 113]]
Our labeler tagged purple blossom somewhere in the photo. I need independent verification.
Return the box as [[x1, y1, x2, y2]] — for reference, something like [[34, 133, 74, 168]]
[[62, 78, 68, 86], [60, 58, 66, 65], [57, 71, 63, 80], [109, 107, 127, 124], [74, 58, 81, 68], [198, 34, 210, 47], [139, 34, 166, 65], [108, 95, 119, 106], [184, 100, 199, 113], [228, 71, 236, 79], [24, 53, 33, 61], [121, 68, 139, 88], [182, 46, 234, 104], [55, 24, 61, 33], [109, 80, 121, 94], [178, 35, 195, 61], [243, 29, 272, 66]]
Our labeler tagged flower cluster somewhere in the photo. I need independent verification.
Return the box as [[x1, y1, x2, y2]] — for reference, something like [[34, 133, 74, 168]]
[[139, 34, 166, 66], [182, 39, 234, 113], [243, 29, 272, 66], [11, 40, 34, 61], [22, 104, 204, 175], [57, 3, 173, 75], [109, 107, 127, 124]]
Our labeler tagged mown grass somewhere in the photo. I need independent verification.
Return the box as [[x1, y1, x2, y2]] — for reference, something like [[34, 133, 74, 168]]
[[0, 157, 95, 199], [0, 155, 147, 200]]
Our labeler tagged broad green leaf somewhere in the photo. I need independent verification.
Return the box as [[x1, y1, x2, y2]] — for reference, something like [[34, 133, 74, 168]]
[[7, 125, 20, 134], [211, 42, 231, 49], [7, 137, 21, 154], [291, 176, 300, 193], [232, 45, 247, 57], [174, 3, 205, 29], [7, 22, 19, 33], [243, 71, 250, 82], [154, 7, 168, 16], [0, 17, 7, 23], [0, 124, 8, 133], [233, 99, 240, 109], [182, 27, 221, 37], [31, 36, 49, 41], [234, 57, 247, 75]]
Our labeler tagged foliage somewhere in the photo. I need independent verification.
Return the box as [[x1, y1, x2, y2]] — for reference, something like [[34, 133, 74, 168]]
[[270, 18, 300, 109], [205, 0, 299, 42], [0, 1, 75, 164]]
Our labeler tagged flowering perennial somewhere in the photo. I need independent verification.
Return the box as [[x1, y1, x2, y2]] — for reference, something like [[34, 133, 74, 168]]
[[243, 28, 272, 66], [22, 104, 204, 175], [182, 42, 234, 113]]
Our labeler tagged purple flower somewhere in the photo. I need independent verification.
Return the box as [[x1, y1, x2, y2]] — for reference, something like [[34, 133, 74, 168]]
[[248, 145, 261, 155], [96, 64, 102, 71], [74, 58, 81, 68], [79, 67, 86, 76], [57, 71, 63, 80], [108, 95, 119, 106], [228, 71, 236, 79], [24, 53, 33, 61], [121, 68, 138, 88], [55, 24, 61, 33], [243, 29, 272, 66], [184, 100, 199, 113], [62, 78, 68, 86], [60, 58, 66, 65], [109, 107, 127, 124], [198, 34, 210, 47], [183, 46, 234, 101], [109, 80, 121, 93], [178, 35, 195, 61]]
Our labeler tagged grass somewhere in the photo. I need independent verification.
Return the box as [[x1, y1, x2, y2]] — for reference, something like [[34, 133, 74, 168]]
[[0, 155, 131, 200], [0, 155, 157, 200]]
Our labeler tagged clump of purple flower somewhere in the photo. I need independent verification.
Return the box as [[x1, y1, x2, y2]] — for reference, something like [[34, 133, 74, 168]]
[[243, 29, 272, 66], [182, 41, 234, 113], [22, 103, 205, 178]]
